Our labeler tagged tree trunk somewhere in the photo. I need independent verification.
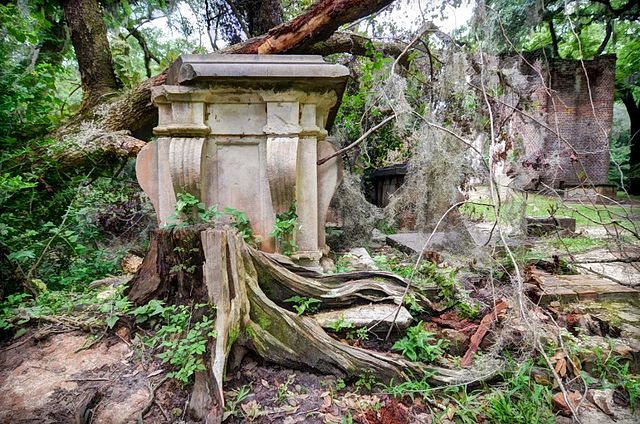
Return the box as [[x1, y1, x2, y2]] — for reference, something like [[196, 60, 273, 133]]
[[62, 0, 120, 110], [128, 227, 469, 423], [622, 88, 640, 194], [250, 0, 284, 36]]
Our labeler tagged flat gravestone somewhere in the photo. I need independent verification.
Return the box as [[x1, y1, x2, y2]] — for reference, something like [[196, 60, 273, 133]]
[[532, 270, 640, 305], [386, 231, 472, 254]]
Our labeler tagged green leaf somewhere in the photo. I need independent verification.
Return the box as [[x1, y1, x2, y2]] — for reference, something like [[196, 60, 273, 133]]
[[106, 315, 119, 329]]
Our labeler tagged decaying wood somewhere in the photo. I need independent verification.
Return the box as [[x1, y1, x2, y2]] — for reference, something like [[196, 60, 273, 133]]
[[128, 226, 470, 423], [460, 299, 508, 367]]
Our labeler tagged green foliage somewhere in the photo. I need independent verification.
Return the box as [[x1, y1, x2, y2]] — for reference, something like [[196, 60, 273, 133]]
[[333, 51, 409, 173], [392, 322, 447, 363], [354, 370, 377, 391], [169, 192, 258, 245], [270, 201, 298, 256], [382, 375, 432, 400], [402, 293, 424, 315], [133, 301, 217, 385], [283, 295, 321, 315], [373, 254, 460, 306], [223, 384, 252, 420], [327, 315, 354, 332], [0, 3, 74, 144], [0, 284, 133, 335], [0, 293, 32, 330], [0, 152, 148, 295], [273, 374, 295, 404], [457, 300, 481, 320], [332, 255, 355, 273], [346, 327, 369, 341], [223, 208, 255, 244], [484, 360, 555, 424], [586, 345, 640, 410], [376, 219, 397, 235]]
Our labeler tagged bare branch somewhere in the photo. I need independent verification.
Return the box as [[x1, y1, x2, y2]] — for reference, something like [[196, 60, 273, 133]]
[[317, 114, 396, 165]]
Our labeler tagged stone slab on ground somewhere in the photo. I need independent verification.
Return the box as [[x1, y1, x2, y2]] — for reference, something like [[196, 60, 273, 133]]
[[533, 271, 640, 305], [0, 332, 154, 423], [388, 228, 524, 254], [386, 231, 471, 254], [572, 248, 640, 288]]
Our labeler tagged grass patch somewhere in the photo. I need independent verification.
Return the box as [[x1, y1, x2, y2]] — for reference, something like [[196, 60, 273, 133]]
[[549, 236, 607, 253], [462, 192, 639, 229]]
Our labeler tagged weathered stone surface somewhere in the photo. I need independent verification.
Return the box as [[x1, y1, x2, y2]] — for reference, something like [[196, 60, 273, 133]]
[[386, 231, 469, 254], [556, 388, 639, 423], [138, 55, 349, 261], [370, 228, 387, 248], [552, 391, 582, 416], [312, 303, 413, 332], [317, 139, 342, 253], [88, 275, 133, 289], [344, 248, 378, 270], [573, 248, 640, 288], [531, 270, 640, 305]]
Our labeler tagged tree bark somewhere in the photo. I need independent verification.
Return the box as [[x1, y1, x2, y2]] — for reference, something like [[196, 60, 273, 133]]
[[548, 18, 560, 58], [308, 31, 406, 59], [62, 0, 120, 109], [249, 0, 284, 36]]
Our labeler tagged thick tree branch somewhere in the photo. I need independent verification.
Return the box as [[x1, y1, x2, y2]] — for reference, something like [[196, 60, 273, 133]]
[[224, 0, 395, 54], [126, 26, 161, 78], [548, 18, 560, 58], [307, 32, 406, 58], [62, 0, 120, 109], [595, 18, 613, 56]]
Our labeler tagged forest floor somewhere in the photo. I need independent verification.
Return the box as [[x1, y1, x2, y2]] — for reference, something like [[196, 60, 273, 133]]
[[1, 193, 640, 423]]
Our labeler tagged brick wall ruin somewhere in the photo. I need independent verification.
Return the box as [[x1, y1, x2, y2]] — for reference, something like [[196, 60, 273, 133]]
[[513, 54, 616, 188]]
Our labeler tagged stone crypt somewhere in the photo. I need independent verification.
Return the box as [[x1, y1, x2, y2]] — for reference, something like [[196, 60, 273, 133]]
[[136, 54, 348, 263]]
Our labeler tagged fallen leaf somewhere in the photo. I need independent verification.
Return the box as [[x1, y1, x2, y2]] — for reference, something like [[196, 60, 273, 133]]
[[554, 357, 567, 378], [552, 391, 581, 416], [447, 405, 457, 420], [321, 395, 332, 411]]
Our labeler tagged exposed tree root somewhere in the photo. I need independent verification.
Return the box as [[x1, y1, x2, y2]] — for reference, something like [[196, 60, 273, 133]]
[[128, 226, 469, 422]]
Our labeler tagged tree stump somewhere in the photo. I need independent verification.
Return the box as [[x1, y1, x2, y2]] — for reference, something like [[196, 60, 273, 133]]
[[128, 226, 465, 422]]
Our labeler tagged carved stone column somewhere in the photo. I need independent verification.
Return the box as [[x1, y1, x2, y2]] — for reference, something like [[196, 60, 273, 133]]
[[294, 103, 323, 261]]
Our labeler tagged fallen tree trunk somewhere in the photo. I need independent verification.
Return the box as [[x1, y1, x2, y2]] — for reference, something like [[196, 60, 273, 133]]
[[128, 226, 467, 422], [224, 0, 394, 54]]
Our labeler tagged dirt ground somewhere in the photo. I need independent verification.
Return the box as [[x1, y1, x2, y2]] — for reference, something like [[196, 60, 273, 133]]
[[0, 329, 431, 423]]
